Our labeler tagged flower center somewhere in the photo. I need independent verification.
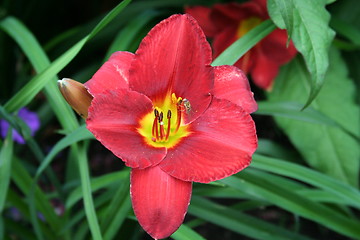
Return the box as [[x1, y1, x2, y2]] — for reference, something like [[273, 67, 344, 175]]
[[137, 93, 191, 148], [236, 17, 262, 38]]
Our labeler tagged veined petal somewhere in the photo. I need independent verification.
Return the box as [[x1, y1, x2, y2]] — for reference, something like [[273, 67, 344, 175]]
[[185, 6, 218, 37], [213, 65, 257, 113], [129, 14, 213, 123], [86, 89, 166, 168], [85, 51, 134, 97], [160, 98, 257, 183], [212, 26, 238, 58], [131, 166, 192, 239]]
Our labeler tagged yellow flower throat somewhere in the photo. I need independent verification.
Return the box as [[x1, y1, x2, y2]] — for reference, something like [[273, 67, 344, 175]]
[[137, 93, 191, 148]]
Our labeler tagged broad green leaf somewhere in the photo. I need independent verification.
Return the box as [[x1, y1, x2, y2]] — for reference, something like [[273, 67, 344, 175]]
[[211, 20, 275, 66], [268, 48, 360, 186], [268, 0, 335, 107], [0, 130, 13, 213], [330, 16, 360, 46], [189, 196, 313, 240]]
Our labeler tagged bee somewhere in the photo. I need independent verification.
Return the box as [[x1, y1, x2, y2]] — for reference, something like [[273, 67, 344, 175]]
[[182, 98, 192, 115]]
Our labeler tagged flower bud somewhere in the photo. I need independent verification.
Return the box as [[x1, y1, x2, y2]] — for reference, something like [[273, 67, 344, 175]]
[[57, 78, 93, 119]]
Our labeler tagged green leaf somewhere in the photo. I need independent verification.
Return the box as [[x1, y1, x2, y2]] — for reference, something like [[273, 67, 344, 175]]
[[255, 101, 359, 140], [77, 144, 103, 240], [267, 0, 335, 107], [66, 170, 129, 209], [0, 0, 131, 117], [330, 16, 360, 46], [101, 183, 132, 240], [251, 154, 360, 209], [268, 48, 360, 186], [172, 224, 206, 240], [211, 20, 276, 66], [0, 130, 13, 213], [11, 158, 63, 237], [189, 196, 313, 240], [35, 125, 93, 180], [105, 10, 160, 59], [220, 172, 360, 239], [0, 17, 78, 131]]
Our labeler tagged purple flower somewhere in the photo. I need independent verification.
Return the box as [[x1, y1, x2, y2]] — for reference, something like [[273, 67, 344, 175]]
[[0, 107, 40, 144]]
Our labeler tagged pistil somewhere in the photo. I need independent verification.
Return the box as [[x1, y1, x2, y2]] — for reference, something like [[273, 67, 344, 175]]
[[159, 112, 165, 140], [165, 110, 172, 141]]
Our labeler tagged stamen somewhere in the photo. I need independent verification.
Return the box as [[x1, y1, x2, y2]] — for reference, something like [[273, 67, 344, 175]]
[[165, 110, 172, 141], [152, 109, 159, 142], [175, 100, 182, 133], [159, 112, 165, 141]]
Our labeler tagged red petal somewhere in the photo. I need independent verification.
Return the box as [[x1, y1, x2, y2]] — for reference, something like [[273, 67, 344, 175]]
[[212, 26, 238, 58], [160, 98, 257, 183], [86, 89, 166, 168], [85, 51, 134, 97], [185, 6, 218, 37], [251, 47, 280, 90], [129, 14, 212, 123], [131, 166, 192, 239], [213, 65, 257, 113], [260, 29, 297, 65]]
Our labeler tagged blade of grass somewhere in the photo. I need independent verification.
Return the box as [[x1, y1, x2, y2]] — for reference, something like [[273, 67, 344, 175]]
[[100, 176, 130, 238], [103, 193, 132, 240], [77, 143, 103, 240], [251, 154, 360, 209], [66, 169, 129, 209], [189, 196, 313, 240], [11, 158, 63, 237], [0, 130, 13, 213], [211, 20, 275, 66], [0, 0, 132, 116], [105, 10, 160, 59], [171, 224, 206, 240], [0, 17, 78, 131], [256, 101, 360, 141], [35, 125, 93, 180], [220, 172, 360, 239]]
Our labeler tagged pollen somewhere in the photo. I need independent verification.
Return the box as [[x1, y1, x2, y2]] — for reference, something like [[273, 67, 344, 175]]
[[137, 93, 191, 148]]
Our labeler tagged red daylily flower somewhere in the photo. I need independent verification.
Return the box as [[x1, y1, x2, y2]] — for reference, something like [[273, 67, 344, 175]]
[[84, 14, 257, 239], [185, 0, 298, 90]]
